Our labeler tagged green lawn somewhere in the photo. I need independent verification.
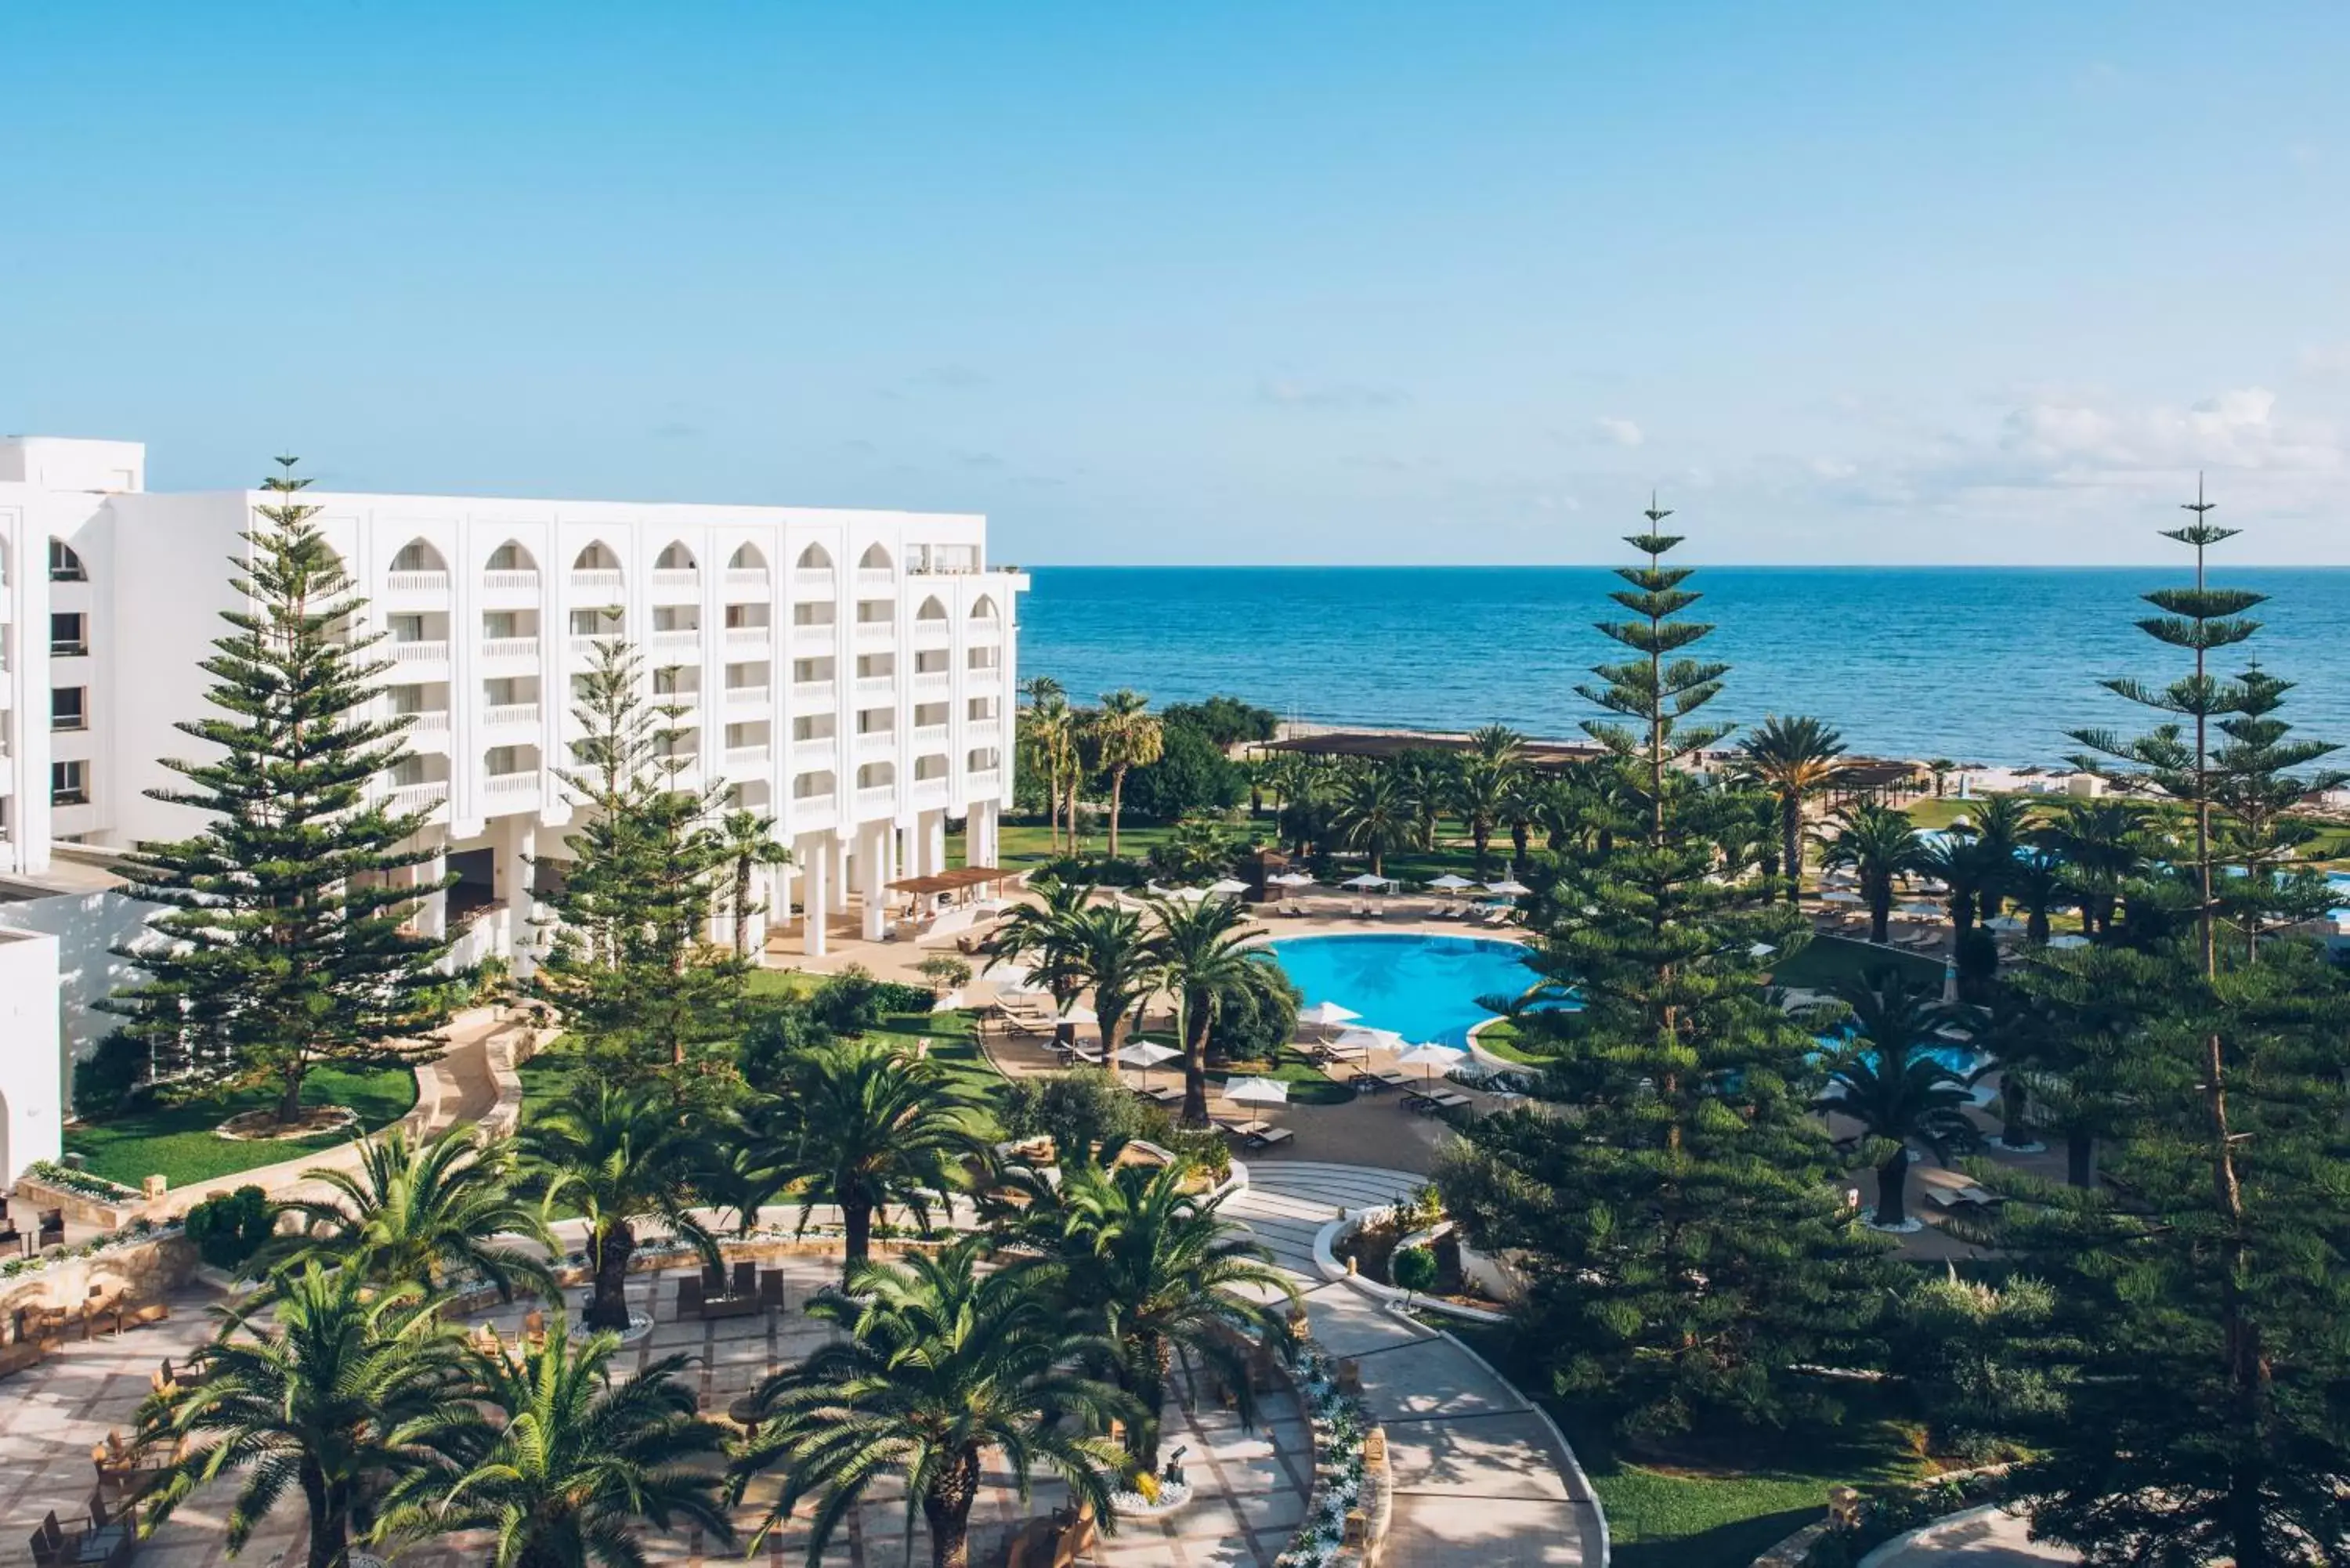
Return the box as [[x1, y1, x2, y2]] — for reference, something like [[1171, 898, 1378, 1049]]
[[1471, 1020, 1549, 1064], [949, 819, 1188, 870], [63, 1063, 421, 1191], [1444, 1319, 1921, 1567], [1126, 1031, 1353, 1107]]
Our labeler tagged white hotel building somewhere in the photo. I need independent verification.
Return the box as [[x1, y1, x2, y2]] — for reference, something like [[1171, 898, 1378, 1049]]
[[0, 435, 1025, 1177]]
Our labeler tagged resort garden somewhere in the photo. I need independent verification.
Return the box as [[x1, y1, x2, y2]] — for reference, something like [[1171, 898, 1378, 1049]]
[[34, 479, 2350, 1568]]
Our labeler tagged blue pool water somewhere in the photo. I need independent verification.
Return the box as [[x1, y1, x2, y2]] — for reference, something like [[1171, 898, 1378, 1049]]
[[1266, 934, 1552, 1047]]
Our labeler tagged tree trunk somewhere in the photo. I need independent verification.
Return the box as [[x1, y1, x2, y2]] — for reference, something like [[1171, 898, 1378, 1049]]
[[844, 1199, 873, 1274], [1875, 1146, 1911, 1229], [2026, 905, 2049, 945], [277, 1062, 306, 1126], [1999, 1078, 2033, 1148], [1471, 823, 1491, 873], [734, 865, 754, 959], [922, 1448, 982, 1568], [1131, 1332, 1171, 1472], [1180, 1004, 1212, 1129], [2066, 1132, 2098, 1190], [1509, 822, 1531, 876], [1781, 797, 1804, 904], [301, 1464, 346, 1568], [1869, 890, 1891, 945], [587, 1219, 635, 1330], [1108, 766, 1126, 858]]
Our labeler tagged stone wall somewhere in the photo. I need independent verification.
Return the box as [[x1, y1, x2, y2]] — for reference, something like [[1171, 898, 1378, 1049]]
[[0, 1232, 197, 1339]]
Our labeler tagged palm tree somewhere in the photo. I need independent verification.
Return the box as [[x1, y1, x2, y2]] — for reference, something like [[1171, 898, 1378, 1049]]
[[1737, 714, 1849, 903], [1148, 894, 1274, 1128], [1815, 971, 1983, 1230], [732, 1240, 1134, 1568], [1467, 722, 1525, 770], [718, 807, 790, 960], [743, 1038, 985, 1279], [983, 876, 1099, 1046], [1817, 803, 1927, 944], [519, 1080, 716, 1331], [1919, 833, 1996, 937], [2006, 850, 2068, 945], [378, 1318, 732, 1567], [1499, 768, 1547, 877], [262, 1124, 557, 1303], [1332, 765, 1414, 876], [1093, 688, 1163, 859], [1394, 753, 1451, 850], [1020, 685, 1076, 853], [2032, 798, 2146, 941], [1053, 902, 1158, 1053], [1926, 758, 1958, 797], [1449, 758, 1512, 875], [138, 1265, 467, 1568], [1018, 1151, 1298, 1471], [1956, 793, 2035, 926]]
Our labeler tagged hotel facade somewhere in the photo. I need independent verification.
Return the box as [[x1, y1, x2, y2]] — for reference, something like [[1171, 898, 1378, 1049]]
[[0, 435, 1025, 1177]]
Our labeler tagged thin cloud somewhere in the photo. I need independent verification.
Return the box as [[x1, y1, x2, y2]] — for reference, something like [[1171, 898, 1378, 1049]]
[[1596, 417, 1645, 447], [1256, 377, 1409, 410]]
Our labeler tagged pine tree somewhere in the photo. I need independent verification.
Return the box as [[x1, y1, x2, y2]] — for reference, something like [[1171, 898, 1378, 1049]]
[[105, 458, 455, 1124], [530, 638, 745, 1076], [1439, 505, 1892, 1443], [1997, 483, 2350, 1566]]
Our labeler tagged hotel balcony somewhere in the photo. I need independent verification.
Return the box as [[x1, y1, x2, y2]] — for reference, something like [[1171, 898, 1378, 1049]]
[[725, 685, 770, 709], [856, 784, 895, 815], [725, 743, 772, 770], [855, 568, 895, 591], [649, 629, 700, 656], [655, 688, 701, 711], [386, 779, 450, 815], [569, 634, 616, 660], [854, 674, 895, 703], [913, 775, 950, 806], [727, 626, 774, 652], [853, 621, 895, 645], [792, 735, 837, 765], [793, 791, 836, 819], [968, 768, 1002, 792], [571, 569, 624, 595], [913, 724, 949, 747], [969, 619, 1003, 642], [790, 623, 834, 652], [480, 636, 540, 663], [482, 702, 540, 729], [968, 717, 1002, 742], [483, 771, 539, 804], [911, 670, 952, 695], [385, 570, 451, 596], [794, 568, 835, 594], [392, 640, 450, 667], [481, 569, 540, 594], [402, 710, 451, 748], [913, 620, 952, 648], [855, 729, 895, 755], [791, 678, 837, 707], [652, 568, 700, 598], [726, 567, 769, 591]]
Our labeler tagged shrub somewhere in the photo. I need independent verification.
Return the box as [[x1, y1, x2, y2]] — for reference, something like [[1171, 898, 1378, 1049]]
[[806, 965, 933, 1035], [183, 1185, 273, 1274], [1032, 854, 1151, 888], [916, 955, 974, 995], [1001, 1068, 1173, 1154], [1123, 724, 1247, 822], [70, 1033, 152, 1122], [738, 996, 833, 1091], [1391, 1245, 1438, 1293]]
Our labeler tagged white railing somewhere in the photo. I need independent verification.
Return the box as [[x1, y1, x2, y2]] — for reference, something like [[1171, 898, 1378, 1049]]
[[791, 679, 837, 706], [913, 775, 951, 803], [794, 569, 836, 594], [392, 640, 450, 665], [654, 688, 701, 709], [913, 620, 952, 645], [480, 636, 540, 661], [913, 724, 949, 746], [727, 626, 773, 649], [725, 685, 770, 708], [856, 785, 895, 814], [855, 729, 895, 752], [968, 768, 1002, 791], [725, 744, 772, 769], [792, 791, 836, 817], [855, 674, 895, 701], [483, 771, 539, 800], [650, 629, 700, 654], [402, 710, 450, 736], [725, 568, 769, 591], [386, 780, 450, 815], [652, 568, 700, 595], [968, 619, 1003, 641], [855, 568, 895, 591], [967, 718, 1002, 742], [790, 623, 833, 649], [569, 634, 620, 659], [482, 569, 540, 592], [483, 702, 540, 728], [854, 621, 895, 645], [911, 670, 953, 695], [794, 737, 837, 764], [387, 570, 450, 594], [570, 569, 624, 594]]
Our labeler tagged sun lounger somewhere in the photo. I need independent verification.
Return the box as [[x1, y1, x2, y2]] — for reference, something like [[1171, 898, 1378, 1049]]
[[1924, 1183, 2004, 1211], [1406, 1090, 1473, 1114], [1133, 1084, 1183, 1105], [1216, 1118, 1272, 1142], [759, 1269, 787, 1310], [678, 1276, 704, 1319]]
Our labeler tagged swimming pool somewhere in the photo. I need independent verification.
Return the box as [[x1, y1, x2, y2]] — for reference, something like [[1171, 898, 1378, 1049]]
[[1265, 934, 1556, 1047]]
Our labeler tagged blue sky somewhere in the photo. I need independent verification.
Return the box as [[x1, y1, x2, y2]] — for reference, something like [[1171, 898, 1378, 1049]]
[[5, 4, 2347, 565]]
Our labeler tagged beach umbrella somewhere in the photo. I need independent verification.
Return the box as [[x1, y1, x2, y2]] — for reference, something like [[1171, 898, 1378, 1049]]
[[1206, 876, 1251, 896], [1341, 872, 1394, 891], [1983, 915, 2026, 934], [1482, 879, 1531, 897], [1144, 881, 1174, 896], [1331, 1025, 1405, 1059], [1058, 1003, 1100, 1028], [1297, 1000, 1361, 1028], [1165, 885, 1211, 905], [2048, 933, 2090, 950], [1821, 890, 1865, 905], [1223, 1075, 1291, 1127], [1115, 1038, 1181, 1089], [1269, 871, 1318, 887], [1426, 873, 1475, 891], [1896, 901, 1942, 919], [1394, 1042, 1468, 1087], [1748, 941, 1778, 959]]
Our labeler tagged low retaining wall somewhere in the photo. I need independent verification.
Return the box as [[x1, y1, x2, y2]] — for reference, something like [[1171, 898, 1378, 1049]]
[[0, 1230, 199, 1336], [15, 1170, 148, 1230], [1312, 1206, 1509, 1324]]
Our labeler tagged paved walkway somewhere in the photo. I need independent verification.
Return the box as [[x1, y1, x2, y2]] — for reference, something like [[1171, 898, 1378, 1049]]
[[1227, 1162, 1605, 1567], [1861, 1504, 2080, 1566]]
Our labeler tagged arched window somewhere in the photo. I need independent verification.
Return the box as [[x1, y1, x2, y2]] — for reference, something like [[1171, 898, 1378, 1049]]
[[796, 543, 833, 571], [794, 770, 835, 800], [970, 594, 999, 622], [486, 540, 538, 573], [967, 746, 1001, 772], [728, 542, 768, 572], [914, 753, 949, 781], [390, 539, 447, 573], [49, 540, 88, 583], [655, 541, 697, 571], [916, 596, 948, 621], [573, 541, 621, 572], [857, 543, 893, 571], [856, 761, 895, 789]]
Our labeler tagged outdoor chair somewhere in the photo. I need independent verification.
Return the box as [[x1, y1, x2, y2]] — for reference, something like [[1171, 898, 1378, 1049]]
[[1246, 1125, 1295, 1149], [0, 1214, 21, 1253], [37, 1209, 66, 1251], [677, 1276, 704, 1319], [521, 1310, 548, 1348], [758, 1270, 786, 1311], [700, 1261, 728, 1296], [732, 1260, 758, 1299], [82, 1490, 137, 1563]]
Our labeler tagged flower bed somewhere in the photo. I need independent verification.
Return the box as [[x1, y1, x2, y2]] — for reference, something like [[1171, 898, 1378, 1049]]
[[1799, 1467, 2012, 1566], [24, 1160, 142, 1205], [1274, 1346, 1386, 1568]]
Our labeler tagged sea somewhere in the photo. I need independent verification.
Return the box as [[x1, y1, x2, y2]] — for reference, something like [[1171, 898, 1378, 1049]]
[[1018, 566, 2350, 767]]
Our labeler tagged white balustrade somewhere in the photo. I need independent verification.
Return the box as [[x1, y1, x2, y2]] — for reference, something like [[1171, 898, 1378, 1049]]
[[480, 636, 540, 662], [569, 569, 624, 594], [483, 702, 540, 728], [386, 570, 450, 594]]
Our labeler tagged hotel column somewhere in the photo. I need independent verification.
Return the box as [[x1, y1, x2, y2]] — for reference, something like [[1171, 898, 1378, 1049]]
[[497, 816, 539, 977], [416, 829, 450, 941], [804, 837, 829, 956], [927, 812, 947, 876], [859, 822, 888, 941]]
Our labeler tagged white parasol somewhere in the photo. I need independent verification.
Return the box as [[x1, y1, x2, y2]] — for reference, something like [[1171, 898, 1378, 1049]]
[[1297, 1000, 1362, 1028]]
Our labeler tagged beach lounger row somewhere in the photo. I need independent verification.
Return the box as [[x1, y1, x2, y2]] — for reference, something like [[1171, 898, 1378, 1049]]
[[1215, 1118, 1295, 1149], [1403, 1089, 1473, 1115]]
